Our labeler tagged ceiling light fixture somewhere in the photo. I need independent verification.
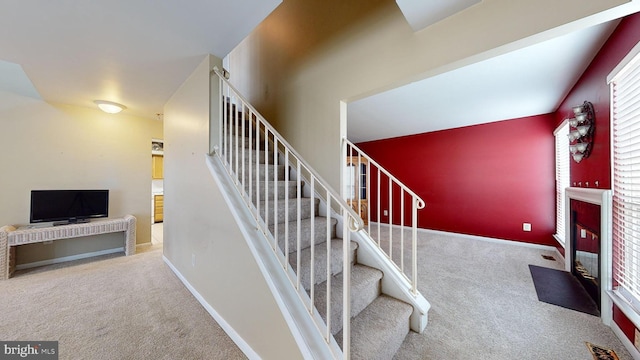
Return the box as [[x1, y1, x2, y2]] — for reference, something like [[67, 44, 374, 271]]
[[94, 100, 126, 114]]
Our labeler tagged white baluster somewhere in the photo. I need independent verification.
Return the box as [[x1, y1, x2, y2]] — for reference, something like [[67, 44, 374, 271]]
[[400, 189, 405, 273], [274, 137, 279, 251], [310, 175, 315, 313], [326, 191, 332, 342], [342, 209, 351, 360], [284, 149, 290, 270], [389, 178, 393, 260], [296, 161, 302, 290]]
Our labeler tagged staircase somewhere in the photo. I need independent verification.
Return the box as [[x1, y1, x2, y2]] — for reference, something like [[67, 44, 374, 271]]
[[212, 68, 428, 359]]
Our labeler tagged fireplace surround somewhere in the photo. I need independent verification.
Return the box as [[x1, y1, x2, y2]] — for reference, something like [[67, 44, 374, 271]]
[[564, 187, 612, 324]]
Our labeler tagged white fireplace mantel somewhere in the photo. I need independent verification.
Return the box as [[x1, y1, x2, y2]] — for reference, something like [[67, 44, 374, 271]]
[[564, 187, 613, 325]]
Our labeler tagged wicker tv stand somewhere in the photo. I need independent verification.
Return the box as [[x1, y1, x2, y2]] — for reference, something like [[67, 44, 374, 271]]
[[0, 215, 136, 280]]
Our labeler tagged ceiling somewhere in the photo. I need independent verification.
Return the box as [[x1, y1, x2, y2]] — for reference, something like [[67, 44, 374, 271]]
[[395, 0, 481, 32], [0, 0, 629, 141], [348, 19, 619, 143], [0, 0, 281, 118]]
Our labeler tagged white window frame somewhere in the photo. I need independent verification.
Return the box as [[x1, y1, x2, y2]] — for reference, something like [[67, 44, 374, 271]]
[[554, 120, 570, 246], [608, 40, 640, 330]]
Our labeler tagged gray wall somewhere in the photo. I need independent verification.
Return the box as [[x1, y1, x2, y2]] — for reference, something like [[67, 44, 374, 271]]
[[226, 0, 629, 190], [0, 93, 162, 265], [163, 55, 302, 359]]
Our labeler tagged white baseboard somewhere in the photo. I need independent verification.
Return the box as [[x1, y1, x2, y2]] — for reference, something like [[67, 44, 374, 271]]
[[413, 226, 559, 251], [554, 247, 565, 263], [15, 247, 124, 270], [162, 255, 260, 360], [611, 320, 640, 360]]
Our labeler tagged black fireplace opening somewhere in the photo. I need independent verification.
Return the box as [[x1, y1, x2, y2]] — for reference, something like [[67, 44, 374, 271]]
[[572, 220, 600, 310]]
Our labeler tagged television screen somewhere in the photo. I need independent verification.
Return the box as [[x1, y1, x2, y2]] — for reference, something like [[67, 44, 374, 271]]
[[30, 190, 109, 224]]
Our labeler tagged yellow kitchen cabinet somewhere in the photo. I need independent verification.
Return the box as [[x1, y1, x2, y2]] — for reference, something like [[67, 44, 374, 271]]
[[152, 155, 163, 179], [154, 195, 163, 223]]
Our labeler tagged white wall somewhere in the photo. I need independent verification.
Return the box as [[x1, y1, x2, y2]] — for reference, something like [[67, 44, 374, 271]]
[[0, 91, 162, 264], [226, 0, 631, 190], [163, 55, 302, 359]]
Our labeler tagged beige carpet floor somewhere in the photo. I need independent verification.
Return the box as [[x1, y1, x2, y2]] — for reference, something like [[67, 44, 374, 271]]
[[1, 230, 635, 360], [384, 228, 634, 360], [0, 247, 246, 360]]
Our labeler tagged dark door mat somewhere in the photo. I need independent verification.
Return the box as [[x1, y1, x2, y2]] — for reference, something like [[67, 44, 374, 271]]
[[528, 265, 600, 316]]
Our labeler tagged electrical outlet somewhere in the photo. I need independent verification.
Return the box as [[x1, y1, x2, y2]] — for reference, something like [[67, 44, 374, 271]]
[[523, 223, 532, 232], [383, 210, 388, 216], [581, 229, 587, 238]]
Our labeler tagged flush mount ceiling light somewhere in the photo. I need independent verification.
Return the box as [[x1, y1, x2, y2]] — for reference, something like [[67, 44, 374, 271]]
[[94, 100, 126, 114]]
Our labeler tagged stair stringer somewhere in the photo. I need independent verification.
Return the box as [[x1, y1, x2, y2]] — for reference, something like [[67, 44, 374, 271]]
[[207, 154, 343, 359], [350, 230, 431, 333]]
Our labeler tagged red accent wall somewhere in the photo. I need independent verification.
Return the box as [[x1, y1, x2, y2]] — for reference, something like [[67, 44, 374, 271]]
[[554, 13, 640, 343], [357, 114, 557, 246], [551, 13, 640, 256], [357, 13, 640, 342], [555, 13, 640, 189], [613, 305, 637, 345]]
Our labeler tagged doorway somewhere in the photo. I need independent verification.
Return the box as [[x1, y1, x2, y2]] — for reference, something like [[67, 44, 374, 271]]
[[151, 139, 164, 245]]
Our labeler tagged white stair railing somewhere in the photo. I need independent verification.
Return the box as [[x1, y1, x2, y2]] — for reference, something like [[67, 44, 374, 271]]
[[212, 67, 364, 359], [344, 139, 426, 296]]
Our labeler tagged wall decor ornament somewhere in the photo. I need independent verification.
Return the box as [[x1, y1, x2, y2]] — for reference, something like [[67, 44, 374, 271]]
[[567, 101, 595, 163]]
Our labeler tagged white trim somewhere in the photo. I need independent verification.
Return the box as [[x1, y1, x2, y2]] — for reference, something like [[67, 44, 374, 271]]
[[340, 101, 348, 201], [554, 121, 570, 246], [607, 40, 640, 83], [162, 256, 261, 360], [553, 234, 565, 247], [15, 247, 124, 270], [413, 225, 559, 251], [553, 118, 569, 136], [610, 318, 640, 360], [564, 187, 613, 326]]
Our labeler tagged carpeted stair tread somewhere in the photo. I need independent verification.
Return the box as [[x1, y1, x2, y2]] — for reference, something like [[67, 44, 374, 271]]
[[240, 164, 285, 183], [271, 217, 337, 253], [223, 117, 262, 136], [292, 239, 358, 290], [246, 180, 299, 202], [314, 264, 383, 335], [336, 295, 412, 360], [259, 198, 319, 226], [239, 135, 272, 150], [239, 149, 275, 164]]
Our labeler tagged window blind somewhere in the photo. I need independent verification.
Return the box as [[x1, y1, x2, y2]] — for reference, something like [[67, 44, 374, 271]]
[[554, 122, 570, 244], [611, 47, 640, 309]]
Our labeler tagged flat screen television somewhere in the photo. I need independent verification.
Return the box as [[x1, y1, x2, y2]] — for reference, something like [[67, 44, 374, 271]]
[[30, 190, 109, 224]]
